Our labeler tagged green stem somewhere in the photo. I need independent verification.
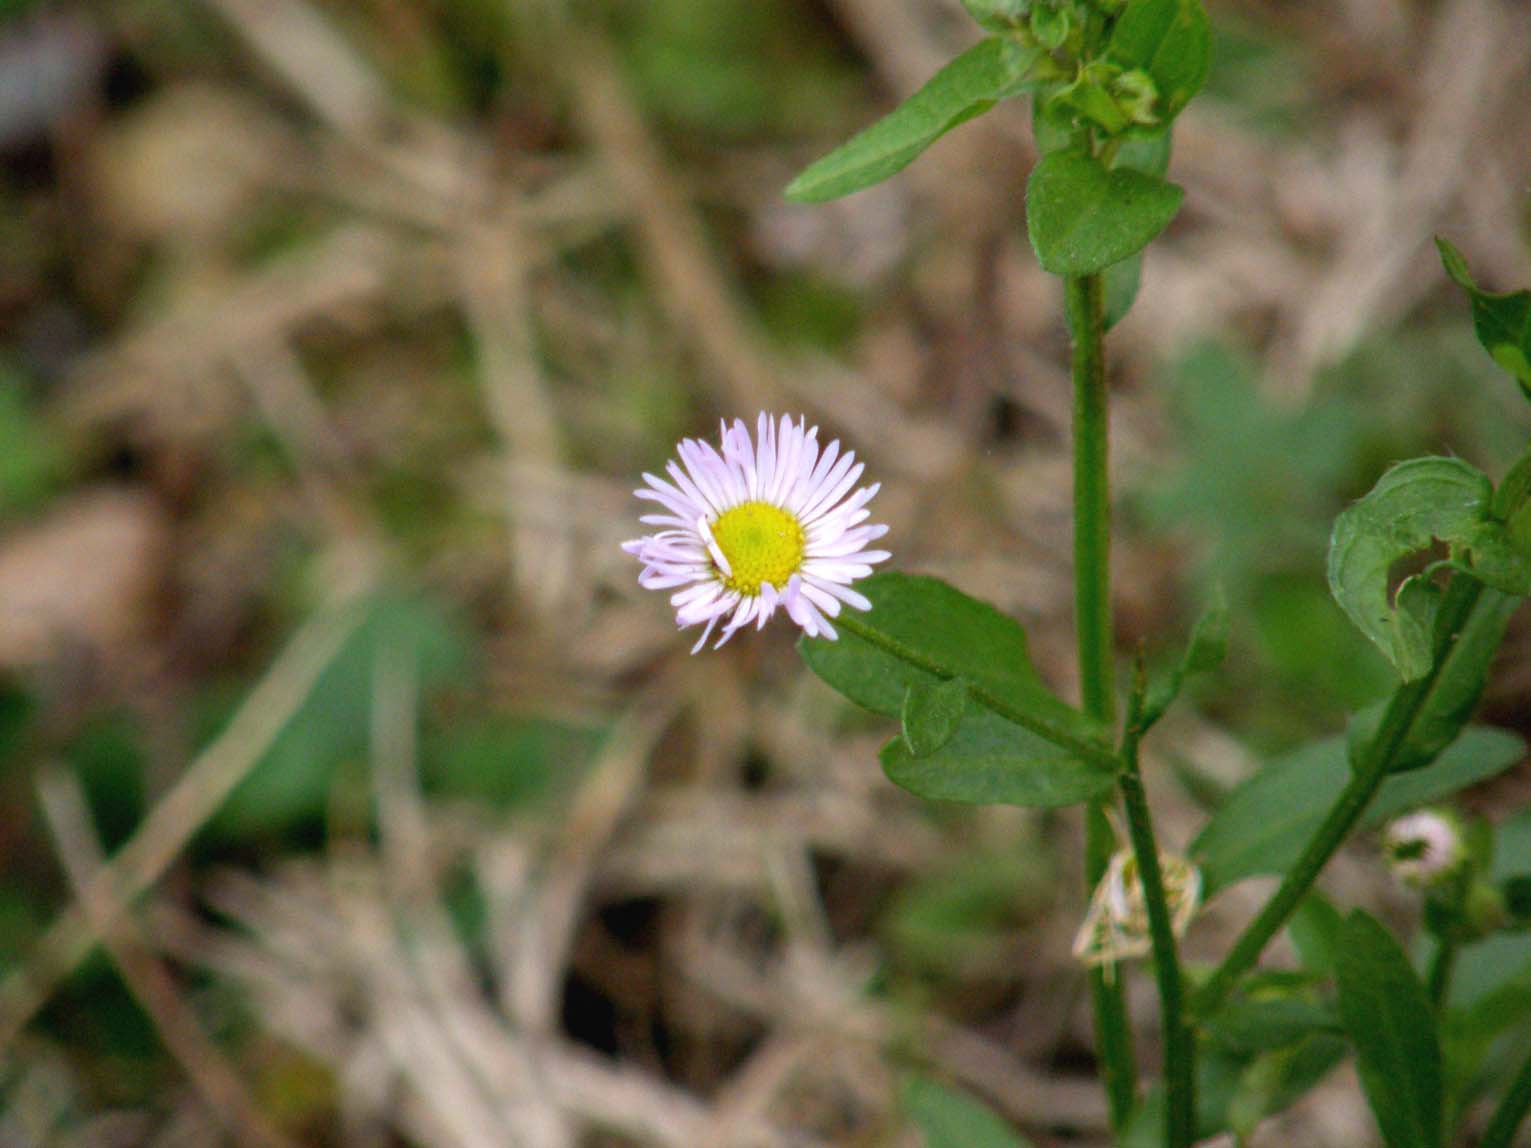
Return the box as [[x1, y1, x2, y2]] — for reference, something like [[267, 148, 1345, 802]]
[[1066, 272, 1136, 1131], [1481, 1043, 1531, 1148], [1087, 802, 1137, 1130], [1426, 934, 1459, 1010], [1120, 718, 1194, 1148], [1193, 574, 1487, 1017], [1067, 274, 1114, 726]]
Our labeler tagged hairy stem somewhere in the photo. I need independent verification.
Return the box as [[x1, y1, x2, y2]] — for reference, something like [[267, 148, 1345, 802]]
[[1067, 272, 1136, 1130], [1193, 574, 1487, 1016], [1120, 712, 1194, 1148]]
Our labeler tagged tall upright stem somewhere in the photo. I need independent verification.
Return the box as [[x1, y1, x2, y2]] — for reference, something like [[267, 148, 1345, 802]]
[[1067, 273, 1136, 1131]]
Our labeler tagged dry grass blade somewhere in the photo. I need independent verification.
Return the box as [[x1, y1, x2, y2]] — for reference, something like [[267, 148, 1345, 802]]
[[0, 567, 375, 1053], [35, 769, 301, 1148]]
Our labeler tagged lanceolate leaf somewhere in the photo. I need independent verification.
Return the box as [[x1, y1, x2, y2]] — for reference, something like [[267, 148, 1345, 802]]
[[1140, 586, 1229, 730], [1026, 150, 1184, 274], [786, 38, 1041, 203], [1191, 727, 1525, 895], [1327, 457, 1493, 680], [1336, 910, 1444, 1148], [902, 1076, 1033, 1148], [1437, 237, 1531, 399], [1107, 0, 1213, 122]]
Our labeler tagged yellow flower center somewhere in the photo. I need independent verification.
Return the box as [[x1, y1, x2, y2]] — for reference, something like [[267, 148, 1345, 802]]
[[711, 501, 805, 596]]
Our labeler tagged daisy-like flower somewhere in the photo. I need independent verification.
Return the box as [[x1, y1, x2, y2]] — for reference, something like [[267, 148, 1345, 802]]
[[622, 413, 890, 652]]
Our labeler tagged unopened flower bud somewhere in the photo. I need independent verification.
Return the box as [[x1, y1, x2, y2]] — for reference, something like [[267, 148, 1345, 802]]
[[1383, 810, 1466, 889]]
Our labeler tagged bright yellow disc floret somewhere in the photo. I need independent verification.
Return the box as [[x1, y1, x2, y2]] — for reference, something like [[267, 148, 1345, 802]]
[[711, 501, 806, 596]]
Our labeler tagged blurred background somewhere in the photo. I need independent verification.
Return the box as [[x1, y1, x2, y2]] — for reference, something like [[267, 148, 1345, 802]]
[[0, 1, 1529, 1145]]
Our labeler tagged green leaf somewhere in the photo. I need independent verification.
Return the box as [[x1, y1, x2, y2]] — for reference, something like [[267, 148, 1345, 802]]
[[786, 38, 1041, 203], [1140, 586, 1229, 729], [1224, 1035, 1349, 1143], [1436, 237, 1531, 399], [960, 0, 1027, 33], [799, 573, 1103, 744], [902, 677, 968, 756], [1462, 523, 1531, 596], [1347, 588, 1521, 772], [1191, 727, 1525, 895], [1204, 996, 1341, 1056], [1103, 252, 1144, 330], [1336, 910, 1444, 1148], [800, 573, 1115, 808], [881, 704, 1116, 807], [902, 1075, 1032, 1148], [1327, 457, 1493, 680], [1026, 150, 1184, 274], [1287, 893, 1345, 977], [1107, 0, 1212, 122]]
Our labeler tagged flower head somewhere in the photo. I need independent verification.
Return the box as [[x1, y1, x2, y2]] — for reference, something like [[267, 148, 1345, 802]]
[[1383, 809, 1466, 889], [622, 413, 890, 652]]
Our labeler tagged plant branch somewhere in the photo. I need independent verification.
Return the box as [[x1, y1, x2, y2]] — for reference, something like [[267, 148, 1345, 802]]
[[1193, 574, 1487, 1016]]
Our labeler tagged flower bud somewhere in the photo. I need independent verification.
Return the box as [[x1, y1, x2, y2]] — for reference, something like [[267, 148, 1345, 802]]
[[1382, 809, 1466, 890]]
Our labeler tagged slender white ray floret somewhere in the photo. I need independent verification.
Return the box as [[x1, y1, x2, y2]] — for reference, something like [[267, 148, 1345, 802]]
[[622, 413, 891, 652]]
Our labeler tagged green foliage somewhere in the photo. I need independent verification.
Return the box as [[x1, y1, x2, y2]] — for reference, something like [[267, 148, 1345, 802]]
[[1203, 996, 1340, 1056], [901, 677, 968, 757], [1025, 150, 1184, 274], [785, 38, 1042, 203], [1336, 910, 1444, 1148], [423, 715, 604, 810], [960, 0, 1027, 33], [1287, 894, 1345, 977], [800, 573, 1115, 807], [1437, 238, 1531, 400], [880, 705, 1115, 807], [1191, 727, 1525, 895], [1139, 586, 1228, 730], [883, 846, 1053, 978], [0, 368, 66, 520], [625, 0, 859, 137], [1106, 0, 1212, 122], [1327, 457, 1493, 680], [901, 1075, 1032, 1148], [207, 592, 474, 840], [1346, 589, 1520, 773], [799, 574, 1101, 743]]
